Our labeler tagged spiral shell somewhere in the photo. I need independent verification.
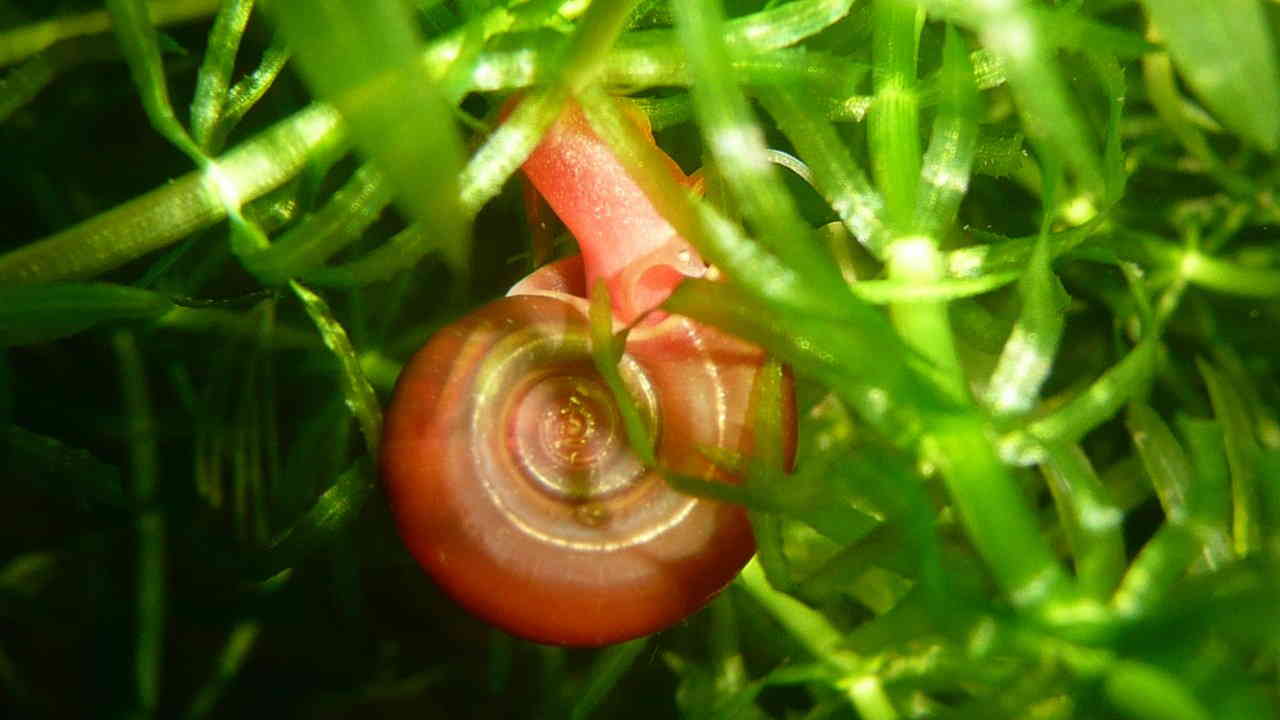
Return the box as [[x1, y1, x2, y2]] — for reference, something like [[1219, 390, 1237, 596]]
[[381, 277, 792, 646]]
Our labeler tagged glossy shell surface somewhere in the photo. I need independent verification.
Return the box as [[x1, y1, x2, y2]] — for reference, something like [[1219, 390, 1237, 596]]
[[381, 285, 789, 646]]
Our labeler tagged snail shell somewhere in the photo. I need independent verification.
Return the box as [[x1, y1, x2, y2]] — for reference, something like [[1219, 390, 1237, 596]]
[[381, 267, 793, 646]]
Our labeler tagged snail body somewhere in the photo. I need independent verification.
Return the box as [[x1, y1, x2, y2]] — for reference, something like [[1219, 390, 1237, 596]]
[[381, 99, 794, 646]]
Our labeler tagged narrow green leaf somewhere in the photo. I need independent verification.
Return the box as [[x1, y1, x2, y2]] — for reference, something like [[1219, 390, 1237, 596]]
[[663, 278, 928, 442], [214, 35, 289, 148], [243, 163, 393, 284], [1111, 522, 1198, 617], [1124, 404, 1190, 522], [0, 103, 343, 287], [927, 413, 1071, 609], [257, 459, 375, 578], [1104, 661, 1211, 720], [569, 638, 648, 720], [1041, 443, 1125, 600], [190, 0, 255, 151], [290, 281, 382, 458], [1003, 334, 1158, 464], [671, 0, 848, 301], [759, 86, 889, 256], [737, 558, 857, 672], [984, 235, 1067, 417], [3, 424, 128, 509], [869, 0, 923, 232], [0, 283, 174, 347], [183, 621, 261, 720], [588, 281, 655, 466], [1177, 416, 1234, 567], [268, 0, 468, 274], [1088, 51, 1127, 207], [0, 0, 220, 68], [1141, 0, 1280, 150], [918, 0, 1103, 191], [913, 25, 979, 240], [112, 330, 165, 719], [1197, 359, 1261, 556], [106, 0, 203, 160]]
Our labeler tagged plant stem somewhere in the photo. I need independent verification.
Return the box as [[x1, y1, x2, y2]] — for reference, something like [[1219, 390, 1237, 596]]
[[113, 331, 165, 718], [0, 103, 342, 287]]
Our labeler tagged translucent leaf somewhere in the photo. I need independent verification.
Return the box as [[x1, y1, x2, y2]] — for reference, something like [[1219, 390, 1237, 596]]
[[268, 0, 469, 274], [1142, 0, 1280, 151]]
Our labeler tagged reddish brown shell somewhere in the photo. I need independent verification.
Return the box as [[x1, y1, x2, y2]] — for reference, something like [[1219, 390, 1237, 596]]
[[381, 284, 793, 646]]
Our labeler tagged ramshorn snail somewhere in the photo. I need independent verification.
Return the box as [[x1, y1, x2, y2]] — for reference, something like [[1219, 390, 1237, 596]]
[[381, 99, 795, 646]]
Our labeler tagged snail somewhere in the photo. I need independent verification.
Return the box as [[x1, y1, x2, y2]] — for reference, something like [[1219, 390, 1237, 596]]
[[380, 98, 795, 646]]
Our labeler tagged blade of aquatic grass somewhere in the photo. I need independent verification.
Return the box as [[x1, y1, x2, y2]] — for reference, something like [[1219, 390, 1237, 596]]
[[1088, 51, 1127, 208], [1176, 416, 1234, 568], [589, 281, 655, 467], [211, 35, 289, 150], [290, 281, 381, 458], [112, 330, 165, 719], [1126, 404, 1195, 526], [1104, 660, 1213, 720], [2, 424, 129, 510], [0, 283, 174, 347], [620, 0, 858, 57], [300, 224, 442, 288], [0, 0, 219, 68], [241, 163, 392, 284], [569, 638, 648, 720], [917, 0, 1103, 192], [1127, 403, 1236, 571], [190, 0, 254, 151], [663, 278, 927, 440], [720, 0, 854, 52], [666, 456, 880, 547], [0, 38, 114, 123], [737, 559, 856, 671], [599, 44, 868, 95], [1197, 359, 1261, 557], [1041, 443, 1125, 601], [0, 103, 342, 287], [1116, 231, 1280, 299], [183, 621, 261, 720], [738, 560, 903, 719], [884, 232, 966, 402], [912, 26, 978, 240], [1141, 0, 1279, 151], [868, 0, 923, 232], [1000, 334, 1159, 465], [759, 86, 888, 256], [268, 0, 468, 276], [459, 88, 562, 216], [670, 0, 848, 303], [254, 459, 374, 578], [1206, 345, 1280, 453], [1035, 5, 1154, 59], [831, 446, 948, 606], [1111, 522, 1198, 618], [983, 234, 1068, 418], [872, 6, 968, 402], [946, 222, 1098, 281], [926, 413, 1072, 610], [631, 94, 692, 131], [1139, 48, 1232, 189], [106, 0, 203, 160]]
